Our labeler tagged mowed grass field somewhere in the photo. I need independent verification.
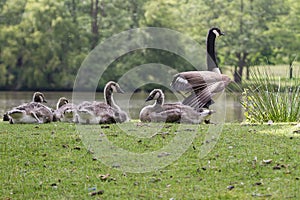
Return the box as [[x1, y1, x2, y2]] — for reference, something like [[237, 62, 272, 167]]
[[0, 122, 299, 199], [223, 64, 300, 83]]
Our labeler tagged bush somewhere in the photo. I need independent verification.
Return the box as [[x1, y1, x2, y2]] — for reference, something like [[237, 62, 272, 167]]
[[241, 67, 300, 123]]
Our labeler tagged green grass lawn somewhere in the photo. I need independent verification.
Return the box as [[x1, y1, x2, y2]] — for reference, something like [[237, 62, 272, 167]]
[[0, 122, 299, 199]]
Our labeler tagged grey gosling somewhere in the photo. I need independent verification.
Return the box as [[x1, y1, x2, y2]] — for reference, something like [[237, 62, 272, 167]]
[[53, 97, 77, 122], [3, 92, 53, 124], [76, 81, 129, 124], [139, 89, 215, 124]]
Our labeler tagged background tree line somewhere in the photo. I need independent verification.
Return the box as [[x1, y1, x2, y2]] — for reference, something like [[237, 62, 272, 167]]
[[0, 0, 299, 91]]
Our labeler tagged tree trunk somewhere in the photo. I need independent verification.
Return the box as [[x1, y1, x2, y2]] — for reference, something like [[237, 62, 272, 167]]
[[289, 63, 293, 79], [234, 52, 248, 83], [233, 0, 246, 84], [91, 0, 99, 49], [71, 0, 77, 23], [234, 66, 241, 83], [246, 65, 250, 80], [130, 0, 139, 28]]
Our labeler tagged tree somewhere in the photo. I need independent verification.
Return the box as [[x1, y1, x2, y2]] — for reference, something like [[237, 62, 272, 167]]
[[143, 0, 291, 83]]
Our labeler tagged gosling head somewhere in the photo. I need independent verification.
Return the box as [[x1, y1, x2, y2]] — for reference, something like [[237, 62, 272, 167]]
[[33, 92, 47, 103], [145, 89, 164, 102], [57, 97, 69, 109], [105, 81, 124, 94]]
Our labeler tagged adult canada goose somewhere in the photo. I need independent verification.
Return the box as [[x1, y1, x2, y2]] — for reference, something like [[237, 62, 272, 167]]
[[3, 92, 53, 124], [170, 27, 231, 111], [139, 89, 215, 124], [76, 81, 129, 124], [53, 97, 77, 122]]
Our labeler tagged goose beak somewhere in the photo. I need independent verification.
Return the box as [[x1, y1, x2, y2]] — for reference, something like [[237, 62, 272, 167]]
[[43, 100, 47, 103], [220, 32, 225, 36]]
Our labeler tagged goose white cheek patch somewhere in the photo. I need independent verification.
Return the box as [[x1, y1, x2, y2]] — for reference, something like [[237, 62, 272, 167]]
[[213, 30, 220, 37]]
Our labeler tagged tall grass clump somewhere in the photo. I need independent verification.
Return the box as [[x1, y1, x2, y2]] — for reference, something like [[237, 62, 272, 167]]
[[241, 67, 300, 123]]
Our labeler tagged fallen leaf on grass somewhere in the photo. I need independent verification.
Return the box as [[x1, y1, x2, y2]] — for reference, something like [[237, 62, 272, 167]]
[[184, 128, 194, 131], [157, 152, 171, 158], [90, 190, 104, 196], [253, 182, 263, 186], [273, 163, 289, 170], [149, 178, 162, 183], [73, 146, 81, 150], [262, 159, 272, 164], [273, 164, 281, 170], [98, 173, 110, 180], [92, 157, 97, 161], [292, 130, 300, 134], [252, 193, 272, 197], [88, 187, 96, 193], [227, 185, 234, 190], [51, 183, 58, 189], [112, 163, 121, 168]]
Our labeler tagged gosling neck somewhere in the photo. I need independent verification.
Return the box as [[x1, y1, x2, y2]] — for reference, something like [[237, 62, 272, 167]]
[[57, 98, 68, 110], [105, 87, 120, 110], [154, 91, 164, 107]]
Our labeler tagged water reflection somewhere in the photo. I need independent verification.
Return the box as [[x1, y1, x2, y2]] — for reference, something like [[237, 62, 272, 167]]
[[0, 91, 244, 122]]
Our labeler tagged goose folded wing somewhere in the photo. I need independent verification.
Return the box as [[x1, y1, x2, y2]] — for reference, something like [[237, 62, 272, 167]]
[[183, 78, 226, 110], [175, 71, 224, 88], [171, 72, 207, 92], [182, 87, 213, 110]]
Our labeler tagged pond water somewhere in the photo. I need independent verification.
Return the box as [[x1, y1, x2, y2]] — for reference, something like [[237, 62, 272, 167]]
[[0, 91, 244, 122]]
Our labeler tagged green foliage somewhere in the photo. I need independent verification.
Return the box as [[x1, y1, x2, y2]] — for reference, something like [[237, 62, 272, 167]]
[[242, 68, 300, 123], [0, 0, 300, 90]]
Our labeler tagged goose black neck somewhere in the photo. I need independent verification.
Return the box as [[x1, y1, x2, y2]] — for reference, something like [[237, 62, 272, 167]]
[[206, 32, 218, 70]]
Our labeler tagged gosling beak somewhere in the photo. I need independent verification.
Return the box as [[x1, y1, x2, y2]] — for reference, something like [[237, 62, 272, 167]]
[[117, 88, 125, 94], [145, 96, 153, 102]]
